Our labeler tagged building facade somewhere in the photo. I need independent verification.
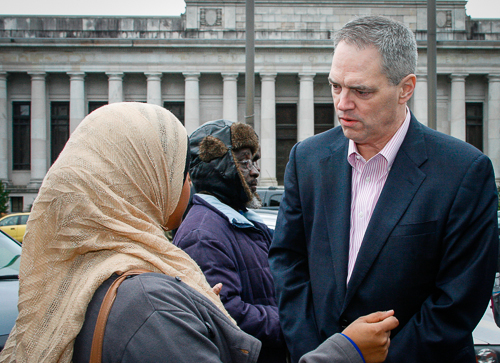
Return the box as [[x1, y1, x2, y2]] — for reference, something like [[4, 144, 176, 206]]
[[0, 0, 499, 211]]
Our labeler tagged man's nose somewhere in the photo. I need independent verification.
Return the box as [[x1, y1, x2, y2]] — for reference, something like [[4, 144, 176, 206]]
[[250, 163, 260, 176], [336, 90, 355, 111]]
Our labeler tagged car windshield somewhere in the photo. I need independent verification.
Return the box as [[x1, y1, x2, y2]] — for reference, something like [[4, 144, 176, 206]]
[[0, 232, 21, 278]]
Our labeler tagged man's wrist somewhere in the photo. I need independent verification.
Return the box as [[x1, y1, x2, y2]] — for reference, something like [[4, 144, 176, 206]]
[[340, 333, 366, 363]]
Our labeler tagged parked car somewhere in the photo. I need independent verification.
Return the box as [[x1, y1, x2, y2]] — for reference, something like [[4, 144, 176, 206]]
[[0, 213, 30, 243], [0, 230, 21, 351], [253, 207, 500, 361], [253, 208, 279, 229], [256, 186, 284, 209]]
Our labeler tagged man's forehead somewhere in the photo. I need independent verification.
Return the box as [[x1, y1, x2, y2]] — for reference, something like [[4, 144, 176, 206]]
[[328, 71, 378, 89]]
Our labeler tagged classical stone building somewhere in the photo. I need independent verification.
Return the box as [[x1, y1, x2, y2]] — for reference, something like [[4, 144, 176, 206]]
[[0, 0, 499, 211]]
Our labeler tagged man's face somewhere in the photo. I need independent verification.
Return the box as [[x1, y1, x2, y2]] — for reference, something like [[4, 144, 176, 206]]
[[233, 147, 260, 193], [328, 41, 414, 158]]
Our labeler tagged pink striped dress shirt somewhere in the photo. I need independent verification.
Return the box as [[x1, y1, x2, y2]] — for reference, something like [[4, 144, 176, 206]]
[[346, 108, 411, 283]]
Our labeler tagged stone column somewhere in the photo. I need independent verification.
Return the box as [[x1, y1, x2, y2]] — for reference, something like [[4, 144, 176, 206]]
[[68, 72, 85, 134], [450, 73, 468, 141], [146, 73, 163, 106], [0, 73, 9, 184], [260, 73, 278, 186], [28, 72, 48, 189], [298, 73, 315, 142], [222, 73, 238, 122], [413, 74, 428, 126], [106, 72, 124, 104], [488, 74, 500, 180], [183, 72, 201, 135]]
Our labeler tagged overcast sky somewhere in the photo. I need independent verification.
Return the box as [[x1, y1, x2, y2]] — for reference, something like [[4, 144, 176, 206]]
[[0, 0, 499, 19]]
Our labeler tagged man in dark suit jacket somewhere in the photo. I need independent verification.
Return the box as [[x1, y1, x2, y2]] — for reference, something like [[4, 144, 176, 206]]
[[269, 16, 498, 363]]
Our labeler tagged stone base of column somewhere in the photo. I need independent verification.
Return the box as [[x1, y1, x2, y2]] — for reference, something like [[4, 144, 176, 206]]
[[27, 179, 43, 190], [259, 177, 278, 187]]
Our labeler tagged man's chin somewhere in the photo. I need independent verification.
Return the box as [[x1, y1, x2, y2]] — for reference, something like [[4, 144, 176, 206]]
[[246, 194, 262, 209]]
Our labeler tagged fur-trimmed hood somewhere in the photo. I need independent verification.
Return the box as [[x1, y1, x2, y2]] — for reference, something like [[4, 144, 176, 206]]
[[189, 119, 259, 210]]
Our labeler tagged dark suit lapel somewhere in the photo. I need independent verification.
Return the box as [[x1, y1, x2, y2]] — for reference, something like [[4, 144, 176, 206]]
[[320, 137, 351, 301], [343, 117, 428, 309]]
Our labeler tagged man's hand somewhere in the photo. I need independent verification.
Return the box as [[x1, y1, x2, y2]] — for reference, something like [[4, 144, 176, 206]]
[[212, 283, 222, 296], [342, 310, 399, 363]]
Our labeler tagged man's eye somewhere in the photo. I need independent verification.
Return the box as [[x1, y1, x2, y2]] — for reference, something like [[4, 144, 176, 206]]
[[356, 90, 370, 96]]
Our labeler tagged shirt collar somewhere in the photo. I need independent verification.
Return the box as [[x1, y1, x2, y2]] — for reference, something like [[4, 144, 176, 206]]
[[347, 106, 411, 168], [196, 194, 264, 228]]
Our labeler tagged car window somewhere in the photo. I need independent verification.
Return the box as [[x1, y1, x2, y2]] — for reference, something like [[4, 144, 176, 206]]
[[270, 194, 282, 207], [0, 216, 18, 227], [19, 215, 29, 224], [0, 232, 21, 277]]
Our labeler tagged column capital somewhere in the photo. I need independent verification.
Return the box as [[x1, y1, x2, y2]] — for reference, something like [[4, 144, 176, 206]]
[[67, 72, 86, 80], [416, 73, 428, 80], [183, 72, 201, 80], [28, 72, 46, 80], [106, 72, 124, 80], [298, 73, 316, 81], [487, 74, 500, 82], [0, 72, 7, 81], [145, 72, 163, 81], [449, 73, 469, 81], [221, 73, 239, 81], [260, 73, 277, 81]]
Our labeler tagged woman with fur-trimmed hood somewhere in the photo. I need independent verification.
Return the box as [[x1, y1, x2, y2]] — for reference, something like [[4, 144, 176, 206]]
[[173, 119, 288, 363]]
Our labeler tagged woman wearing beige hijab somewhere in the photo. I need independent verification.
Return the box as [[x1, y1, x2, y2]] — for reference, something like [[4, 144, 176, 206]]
[[0, 102, 261, 363]]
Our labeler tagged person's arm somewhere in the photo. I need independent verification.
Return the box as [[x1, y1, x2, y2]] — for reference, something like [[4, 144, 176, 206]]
[[123, 309, 225, 363], [119, 275, 261, 363], [176, 229, 284, 348], [299, 311, 399, 363], [269, 143, 323, 361], [387, 154, 498, 361]]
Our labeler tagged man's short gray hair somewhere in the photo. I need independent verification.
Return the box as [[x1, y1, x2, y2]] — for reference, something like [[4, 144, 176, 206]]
[[333, 16, 418, 86]]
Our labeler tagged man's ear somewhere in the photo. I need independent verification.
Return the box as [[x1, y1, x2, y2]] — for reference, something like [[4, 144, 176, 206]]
[[398, 74, 416, 104]]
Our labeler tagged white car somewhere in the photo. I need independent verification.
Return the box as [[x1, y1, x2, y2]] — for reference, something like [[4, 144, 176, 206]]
[[0, 231, 21, 351]]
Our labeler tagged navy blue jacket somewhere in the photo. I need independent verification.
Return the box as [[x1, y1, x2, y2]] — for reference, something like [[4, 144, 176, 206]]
[[174, 194, 287, 363], [269, 114, 499, 363]]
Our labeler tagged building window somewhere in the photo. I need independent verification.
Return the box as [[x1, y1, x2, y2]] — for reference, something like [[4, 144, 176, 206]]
[[276, 104, 297, 185], [314, 104, 334, 135], [10, 197, 23, 213], [164, 102, 185, 125], [466, 102, 483, 151], [89, 101, 108, 114], [13, 102, 31, 170], [51, 102, 70, 164]]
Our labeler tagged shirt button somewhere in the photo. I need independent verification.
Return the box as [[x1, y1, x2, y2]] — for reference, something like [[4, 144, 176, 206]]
[[359, 212, 364, 218], [175, 276, 182, 282], [356, 155, 361, 160], [366, 177, 370, 182]]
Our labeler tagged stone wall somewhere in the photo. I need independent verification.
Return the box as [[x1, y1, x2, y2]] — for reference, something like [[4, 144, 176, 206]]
[[0, 1, 498, 41]]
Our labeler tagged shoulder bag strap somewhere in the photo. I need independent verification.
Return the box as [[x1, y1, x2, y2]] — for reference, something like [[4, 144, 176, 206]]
[[89, 269, 153, 363]]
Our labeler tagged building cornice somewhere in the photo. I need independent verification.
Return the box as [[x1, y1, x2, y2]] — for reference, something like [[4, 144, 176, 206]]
[[1, 37, 499, 50]]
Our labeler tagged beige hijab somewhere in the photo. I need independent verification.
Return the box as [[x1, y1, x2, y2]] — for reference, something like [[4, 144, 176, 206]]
[[0, 102, 231, 363]]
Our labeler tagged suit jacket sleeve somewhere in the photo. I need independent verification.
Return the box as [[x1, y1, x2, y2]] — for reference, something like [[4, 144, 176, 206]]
[[387, 153, 499, 362], [269, 143, 322, 362]]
